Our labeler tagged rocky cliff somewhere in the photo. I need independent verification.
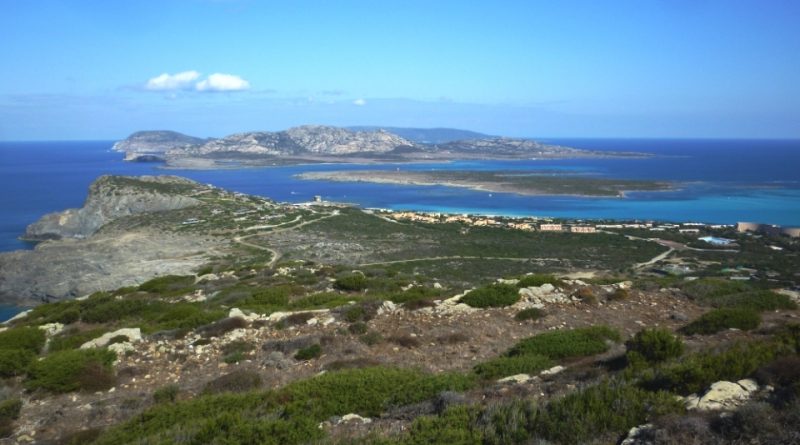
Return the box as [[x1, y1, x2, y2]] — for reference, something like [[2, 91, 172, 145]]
[[24, 175, 202, 240]]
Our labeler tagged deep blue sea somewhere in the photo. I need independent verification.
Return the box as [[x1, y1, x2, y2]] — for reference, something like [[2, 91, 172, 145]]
[[1, 139, 799, 256]]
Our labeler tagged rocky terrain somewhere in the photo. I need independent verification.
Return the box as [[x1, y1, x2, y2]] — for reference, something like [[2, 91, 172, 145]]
[[112, 125, 647, 168], [1, 175, 799, 444]]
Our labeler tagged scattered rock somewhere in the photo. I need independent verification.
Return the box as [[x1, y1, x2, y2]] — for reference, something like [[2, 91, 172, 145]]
[[540, 365, 565, 376], [39, 322, 65, 336], [620, 423, 654, 445], [497, 374, 533, 384]]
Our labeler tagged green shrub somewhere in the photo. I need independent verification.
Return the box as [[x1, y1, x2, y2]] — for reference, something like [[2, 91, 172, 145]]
[[388, 373, 476, 407], [0, 327, 46, 354], [294, 344, 322, 361], [80, 297, 149, 324], [361, 331, 384, 346], [153, 385, 180, 404], [344, 305, 366, 323], [389, 286, 443, 304], [203, 370, 263, 394], [710, 290, 797, 311], [576, 287, 598, 304], [473, 354, 554, 379], [25, 348, 116, 393], [681, 308, 760, 335], [348, 322, 368, 335], [0, 398, 22, 438], [460, 284, 519, 308], [517, 274, 562, 288], [507, 326, 621, 360], [534, 380, 684, 444], [515, 308, 545, 321], [48, 328, 107, 352], [334, 273, 368, 291], [641, 341, 781, 395], [0, 349, 35, 377], [223, 352, 246, 364], [681, 278, 751, 303], [626, 328, 684, 363], [248, 286, 291, 306], [401, 405, 482, 445], [138, 275, 195, 294], [290, 293, 354, 309]]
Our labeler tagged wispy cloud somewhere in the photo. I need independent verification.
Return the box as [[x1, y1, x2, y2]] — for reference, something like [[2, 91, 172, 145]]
[[142, 71, 250, 93], [144, 71, 201, 91], [196, 73, 250, 92], [353, 98, 367, 106]]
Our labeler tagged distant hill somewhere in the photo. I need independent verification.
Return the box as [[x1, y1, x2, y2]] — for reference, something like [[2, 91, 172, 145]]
[[347, 126, 491, 144]]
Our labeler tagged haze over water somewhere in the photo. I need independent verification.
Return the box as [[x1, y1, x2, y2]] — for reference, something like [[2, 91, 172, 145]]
[[1, 138, 799, 253]]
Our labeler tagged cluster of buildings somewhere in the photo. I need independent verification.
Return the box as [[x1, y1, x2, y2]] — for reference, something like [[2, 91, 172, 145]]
[[384, 211, 598, 233], [737, 222, 800, 238]]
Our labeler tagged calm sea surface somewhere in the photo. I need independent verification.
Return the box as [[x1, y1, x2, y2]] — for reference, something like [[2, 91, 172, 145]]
[[1, 138, 799, 256]]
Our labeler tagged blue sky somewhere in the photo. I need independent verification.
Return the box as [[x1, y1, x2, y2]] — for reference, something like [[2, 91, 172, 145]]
[[1, 0, 798, 140]]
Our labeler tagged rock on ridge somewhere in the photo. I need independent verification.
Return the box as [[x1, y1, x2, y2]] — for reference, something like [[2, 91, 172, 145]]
[[24, 175, 202, 240]]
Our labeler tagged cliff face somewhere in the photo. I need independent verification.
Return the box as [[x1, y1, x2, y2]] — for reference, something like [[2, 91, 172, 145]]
[[24, 176, 202, 240], [112, 131, 207, 161]]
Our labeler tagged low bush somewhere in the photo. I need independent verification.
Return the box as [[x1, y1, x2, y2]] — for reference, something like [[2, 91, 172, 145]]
[[263, 335, 318, 354], [534, 380, 684, 444], [343, 305, 366, 323], [389, 335, 421, 349], [516, 274, 562, 288], [681, 278, 751, 303], [507, 326, 621, 360], [138, 275, 195, 294], [26, 348, 116, 393], [436, 333, 469, 344], [641, 341, 781, 395], [576, 287, 598, 304], [294, 344, 322, 361], [47, 328, 107, 352], [626, 328, 684, 364], [681, 308, 760, 335], [324, 358, 382, 371], [0, 349, 35, 378], [361, 331, 384, 346], [460, 284, 519, 308], [278, 312, 315, 328], [153, 385, 180, 404], [197, 317, 247, 338], [0, 398, 22, 438], [203, 370, 262, 394], [0, 327, 46, 354], [473, 354, 554, 379], [400, 405, 482, 445], [59, 428, 104, 445], [390, 286, 443, 304], [334, 273, 368, 291], [607, 288, 630, 301], [348, 322, 368, 335], [515, 308, 545, 321], [710, 290, 797, 311], [402, 299, 436, 311], [247, 286, 291, 306]]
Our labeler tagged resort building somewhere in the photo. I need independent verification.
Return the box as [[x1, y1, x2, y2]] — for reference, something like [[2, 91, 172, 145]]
[[539, 224, 563, 232], [570, 226, 597, 233], [737, 222, 800, 238]]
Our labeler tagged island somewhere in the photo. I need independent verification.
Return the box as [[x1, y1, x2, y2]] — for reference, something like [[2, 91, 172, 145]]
[[112, 125, 651, 167], [297, 169, 672, 197]]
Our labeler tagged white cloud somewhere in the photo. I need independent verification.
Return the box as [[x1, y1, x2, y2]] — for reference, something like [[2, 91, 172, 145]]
[[195, 73, 250, 92], [144, 71, 200, 91], [353, 98, 367, 106]]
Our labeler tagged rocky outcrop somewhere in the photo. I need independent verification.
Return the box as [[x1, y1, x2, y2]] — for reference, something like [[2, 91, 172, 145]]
[[24, 175, 201, 240], [684, 379, 760, 411], [112, 130, 206, 161]]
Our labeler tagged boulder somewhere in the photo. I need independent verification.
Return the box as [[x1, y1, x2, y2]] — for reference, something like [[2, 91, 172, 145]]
[[685, 379, 759, 411], [39, 322, 65, 336], [81, 328, 142, 349], [497, 374, 533, 384]]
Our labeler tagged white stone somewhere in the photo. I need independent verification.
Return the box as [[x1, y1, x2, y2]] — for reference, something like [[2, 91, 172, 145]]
[[737, 378, 759, 393], [688, 380, 758, 411], [433, 282, 443, 289], [540, 365, 565, 376], [620, 424, 653, 445], [108, 342, 135, 355], [39, 323, 65, 336], [80, 328, 142, 349], [497, 374, 532, 384], [339, 413, 372, 424]]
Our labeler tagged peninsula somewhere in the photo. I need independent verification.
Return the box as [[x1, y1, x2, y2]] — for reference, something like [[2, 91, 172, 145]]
[[297, 170, 672, 197], [112, 125, 650, 168]]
